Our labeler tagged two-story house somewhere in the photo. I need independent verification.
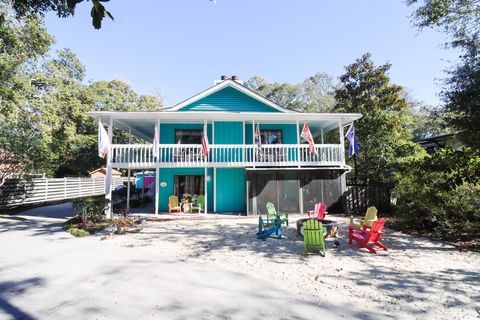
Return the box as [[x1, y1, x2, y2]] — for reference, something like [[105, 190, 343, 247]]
[[88, 77, 361, 217]]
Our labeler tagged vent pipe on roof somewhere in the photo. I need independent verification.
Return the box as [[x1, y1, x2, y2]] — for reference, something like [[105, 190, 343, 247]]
[[214, 75, 244, 85]]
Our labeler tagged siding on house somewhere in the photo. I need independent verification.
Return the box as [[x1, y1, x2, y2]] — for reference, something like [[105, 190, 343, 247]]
[[179, 87, 282, 113], [215, 168, 245, 212]]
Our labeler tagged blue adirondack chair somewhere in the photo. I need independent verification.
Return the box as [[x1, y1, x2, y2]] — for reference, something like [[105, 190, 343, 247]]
[[257, 216, 282, 240]]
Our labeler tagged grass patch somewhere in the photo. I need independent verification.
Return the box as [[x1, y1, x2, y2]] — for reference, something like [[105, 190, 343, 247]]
[[63, 216, 113, 237]]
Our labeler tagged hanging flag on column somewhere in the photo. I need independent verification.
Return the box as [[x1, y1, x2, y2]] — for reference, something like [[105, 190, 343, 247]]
[[255, 122, 262, 148], [345, 124, 359, 157], [202, 124, 210, 157], [300, 122, 316, 154], [98, 119, 111, 159], [153, 123, 159, 158]]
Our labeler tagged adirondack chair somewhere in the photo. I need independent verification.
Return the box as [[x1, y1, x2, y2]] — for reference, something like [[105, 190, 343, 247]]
[[257, 216, 282, 240], [349, 218, 388, 254], [192, 195, 205, 213], [266, 202, 289, 226], [168, 195, 181, 213], [350, 206, 378, 229], [307, 202, 327, 220], [303, 219, 326, 256]]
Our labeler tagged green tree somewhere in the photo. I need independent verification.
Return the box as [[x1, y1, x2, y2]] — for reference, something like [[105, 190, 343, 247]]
[[8, 0, 113, 29], [246, 72, 336, 112], [408, 1, 480, 148], [333, 53, 425, 184], [407, 0, 480, 50]]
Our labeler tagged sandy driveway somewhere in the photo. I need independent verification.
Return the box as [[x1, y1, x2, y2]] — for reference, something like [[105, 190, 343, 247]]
[[1, 211, 479, 319]]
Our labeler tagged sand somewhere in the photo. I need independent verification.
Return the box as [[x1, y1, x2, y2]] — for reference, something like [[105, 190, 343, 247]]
[[111, 214, 480, 320]]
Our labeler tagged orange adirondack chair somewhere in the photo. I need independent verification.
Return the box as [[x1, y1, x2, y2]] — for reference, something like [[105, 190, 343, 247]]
[[349, 218, 388, 254], [307, 203, 327, 220]]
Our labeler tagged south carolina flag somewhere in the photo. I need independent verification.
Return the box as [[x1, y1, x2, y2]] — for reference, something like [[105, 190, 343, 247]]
[[98, 120, 111, 159], [202, 124, 210, 157], [300, 122, 316, 154], [345, 125, 359, 157]]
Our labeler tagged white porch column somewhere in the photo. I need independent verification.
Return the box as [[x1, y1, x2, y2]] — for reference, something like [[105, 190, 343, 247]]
[[155, 167, 159, 216], [105, 118, 113, 219], [212, 121, 216, 213], [204, 119, 208, 214], [296, 119, 300, 167], [126, 128, 131, 211], [213, 167, 216, 212], [321, 128, 324, 144], [204, 167, 208, 214], [339, 121, 345, 165], [252, 120, 256, 168]]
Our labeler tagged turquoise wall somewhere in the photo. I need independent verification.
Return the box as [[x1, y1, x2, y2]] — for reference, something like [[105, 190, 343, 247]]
[[214, 121, 243, 144], [215, 168, 245, 212], [179, 87, 281, 113], [158, 168, 214, 212]]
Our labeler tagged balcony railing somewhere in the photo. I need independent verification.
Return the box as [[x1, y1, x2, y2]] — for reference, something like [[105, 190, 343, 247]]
[[111, 144, 343, 168]]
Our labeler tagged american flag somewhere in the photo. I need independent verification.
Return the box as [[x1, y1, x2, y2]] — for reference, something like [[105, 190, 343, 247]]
[[300, 122, 316, 154], [202, 124, 210, 157]]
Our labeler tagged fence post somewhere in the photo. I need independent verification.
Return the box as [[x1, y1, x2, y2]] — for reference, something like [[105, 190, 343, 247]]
[[45, 178, 48, 201], [64, 177, 67, 199]]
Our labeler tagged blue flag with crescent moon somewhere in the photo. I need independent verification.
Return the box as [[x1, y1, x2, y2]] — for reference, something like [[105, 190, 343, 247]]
[[345, 125, 359, 157]]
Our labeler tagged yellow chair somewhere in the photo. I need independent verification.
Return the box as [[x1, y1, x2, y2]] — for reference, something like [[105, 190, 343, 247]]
[[168, 195, 181, 213], [350, 206, 378, 229]]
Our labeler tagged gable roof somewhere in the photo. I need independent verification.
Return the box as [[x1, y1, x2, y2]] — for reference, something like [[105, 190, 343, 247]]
[[166, 79, 295, 113]]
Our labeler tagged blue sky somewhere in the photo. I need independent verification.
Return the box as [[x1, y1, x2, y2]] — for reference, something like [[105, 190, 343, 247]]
[[45, 0, 458, 107]]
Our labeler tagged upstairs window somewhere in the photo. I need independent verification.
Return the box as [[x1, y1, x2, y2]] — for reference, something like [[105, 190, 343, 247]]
[[261, 129, 282, 144], [175, 129, 202, 144]]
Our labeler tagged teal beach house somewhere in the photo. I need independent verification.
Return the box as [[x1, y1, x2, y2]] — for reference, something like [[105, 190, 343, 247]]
[[89, 77, 362, 217]]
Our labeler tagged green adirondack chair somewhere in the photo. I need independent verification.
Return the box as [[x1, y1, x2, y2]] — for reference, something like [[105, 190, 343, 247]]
[[303, 219, 326, 256], [192, 195, 205, 213], [266, 202, 289, 226]]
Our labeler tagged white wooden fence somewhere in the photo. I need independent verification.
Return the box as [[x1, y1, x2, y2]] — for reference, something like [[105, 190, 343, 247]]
[[0, 177, 127, 208]]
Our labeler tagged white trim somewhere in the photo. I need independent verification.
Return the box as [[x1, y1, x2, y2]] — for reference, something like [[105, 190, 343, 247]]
[[89, 111, 362, 126], [213, 167, 216, 212], [165, 80, 293, 113]]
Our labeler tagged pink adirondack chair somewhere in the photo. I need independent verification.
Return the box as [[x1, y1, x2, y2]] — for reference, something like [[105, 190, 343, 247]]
[[307, 203, 327, 220], [349, 218, 388, 254]]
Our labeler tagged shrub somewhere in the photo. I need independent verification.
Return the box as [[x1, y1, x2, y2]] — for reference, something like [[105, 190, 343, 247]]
[[66, 227, 90, 237], [72, 196, 108, 224], [392, 147, 480, 242]]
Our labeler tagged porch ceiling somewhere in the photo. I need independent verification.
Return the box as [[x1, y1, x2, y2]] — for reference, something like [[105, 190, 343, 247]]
[[88, 111, 362, 141]]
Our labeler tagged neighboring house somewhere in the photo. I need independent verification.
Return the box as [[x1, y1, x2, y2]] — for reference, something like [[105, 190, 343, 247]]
[[89, 167, 122, 178], [89, 77, 362, 216], [417, 133, 462, 153]]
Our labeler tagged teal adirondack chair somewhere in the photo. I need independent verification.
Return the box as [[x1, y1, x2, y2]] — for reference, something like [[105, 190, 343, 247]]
[[266, 202, 289, 226], [257, 216, 282, 240], [303, 219, 326, 256], [192, 195, 205, 213]]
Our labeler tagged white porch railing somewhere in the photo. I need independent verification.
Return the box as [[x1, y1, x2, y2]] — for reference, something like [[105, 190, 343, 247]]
[[111, 144, 343, 168]]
